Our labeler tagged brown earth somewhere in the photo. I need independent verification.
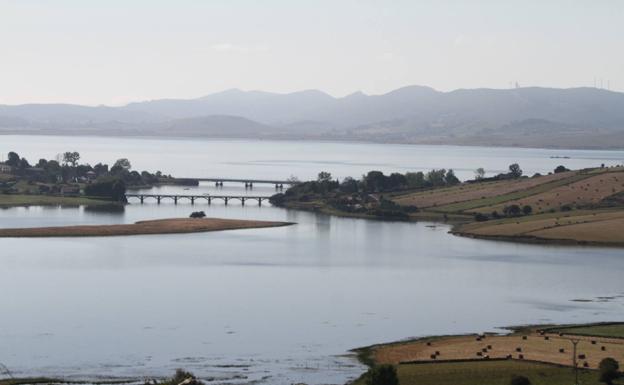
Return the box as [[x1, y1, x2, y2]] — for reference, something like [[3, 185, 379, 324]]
[[0, 217, 293, 237]]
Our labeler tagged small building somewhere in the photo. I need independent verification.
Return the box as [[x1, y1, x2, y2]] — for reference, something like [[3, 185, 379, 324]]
[[86, 171, 97, 181], [0, 163, 13, 173], [60, 185, 81, 197]]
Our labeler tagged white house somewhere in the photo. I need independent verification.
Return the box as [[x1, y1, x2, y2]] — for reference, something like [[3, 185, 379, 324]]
[[0, 163, 12, 173]]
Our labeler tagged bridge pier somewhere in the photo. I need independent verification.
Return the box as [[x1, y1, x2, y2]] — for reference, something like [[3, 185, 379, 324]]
[[258, 197, 262, 206], [241, 197, 246, 206], [174, 197, 178, 205], [190, 197, 195, 204], [224, 197, 229, 205], [157, 196, 161, 204], [140, 196, 144, 204], [208, 197, 211, 205]]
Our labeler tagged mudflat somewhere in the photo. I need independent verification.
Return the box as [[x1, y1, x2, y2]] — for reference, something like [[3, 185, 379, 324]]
[[0, 217, 293, 237]]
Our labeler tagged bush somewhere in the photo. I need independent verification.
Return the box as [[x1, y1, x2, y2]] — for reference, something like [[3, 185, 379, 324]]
[[365, 364, 399, 385], [189, 211, 206, 218], [503, 204, 522, 217], [475, 213, 489, 222], [510, 375, 531, 385], [522, 205, 533, 215], [554, 165, 570, 173], [84, 177, 126, 201], [599, 357, 619, 385]]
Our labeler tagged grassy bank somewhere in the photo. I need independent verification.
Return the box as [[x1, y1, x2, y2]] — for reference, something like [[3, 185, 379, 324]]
[[0, 194, 114, 208], [0, 217, 293, 237]]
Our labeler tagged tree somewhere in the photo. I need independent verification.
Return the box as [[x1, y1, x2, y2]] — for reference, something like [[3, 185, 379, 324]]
[[503, 204, 522, 217], [554, 165, 569, 174], [475, 167, 486, 180], [599, 357, 619, 385], [365, 365, 399, 385], [405, 171, 425, 188], [190, 211, 206, 218], [509, 163, 523, 178], [339, 176, 359, 193], [522, 205, 533, 215], [6, 151, 20, 166], [84, 177, 127, 201], [510, 375, 531, 385], [113, 158, 132, 171], [63, 151, 80, 167], [445, 169, 460, 185], [317, 171, 333, 183]]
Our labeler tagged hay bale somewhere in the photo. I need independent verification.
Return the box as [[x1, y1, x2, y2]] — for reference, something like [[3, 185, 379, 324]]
[[591, 340, 596, 345], [559, 348, 565, 353], [506, 354, 512, 359], [487, 345, 492, 349], [426, 341, 432, 346], [583, 362, 589, 368], [522, 336, 528, 340], [430, 354, 436, 359], [476, 351, 482, 356], [516, 347, 522, 352], [601, 346, 606, 351], [578, 354, 586, 359], [544, 336, 550, 340], [482, 348, 488, 352], [518, 354, 524, 359], [435, 351, 440, 356]]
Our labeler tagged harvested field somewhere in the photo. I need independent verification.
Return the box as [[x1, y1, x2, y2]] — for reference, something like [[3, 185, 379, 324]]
[[392, 171, 577, 209], [552, 324, 624, 338], [454, 209, 624, 244], [352, 360, 601, 385], [473, 171, 624, 215], [0, 217, 293, 237], [370, 330, 624, 370]]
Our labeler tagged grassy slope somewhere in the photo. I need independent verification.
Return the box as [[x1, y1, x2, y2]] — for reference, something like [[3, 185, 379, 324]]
[[0, 194, 113, 207], [551, 324, 624, 338], [0, 194, 112, 207]]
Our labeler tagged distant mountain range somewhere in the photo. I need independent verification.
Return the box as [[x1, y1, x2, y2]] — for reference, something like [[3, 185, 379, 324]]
[[2, 86, 624, 149]]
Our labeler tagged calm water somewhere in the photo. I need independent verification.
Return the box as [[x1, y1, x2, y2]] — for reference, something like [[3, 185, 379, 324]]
[[1, 136, 624, 385]]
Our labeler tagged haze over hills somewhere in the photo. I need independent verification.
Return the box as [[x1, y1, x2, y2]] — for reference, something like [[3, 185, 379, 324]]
[[2, 86, 624, 149]]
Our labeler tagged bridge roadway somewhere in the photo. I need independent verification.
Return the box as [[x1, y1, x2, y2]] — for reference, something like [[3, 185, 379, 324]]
[[125, 193, 271, 206], [184, 178, 292, 187]]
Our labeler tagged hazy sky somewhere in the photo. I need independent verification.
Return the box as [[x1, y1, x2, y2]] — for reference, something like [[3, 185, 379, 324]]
[[1, 0, 622, 105]]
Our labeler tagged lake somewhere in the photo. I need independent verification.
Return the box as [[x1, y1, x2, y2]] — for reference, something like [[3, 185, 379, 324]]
[[1, 136, 624, 385]]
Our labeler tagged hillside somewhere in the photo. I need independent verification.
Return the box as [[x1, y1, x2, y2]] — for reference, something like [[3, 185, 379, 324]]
[[1, 86, 624, 148]]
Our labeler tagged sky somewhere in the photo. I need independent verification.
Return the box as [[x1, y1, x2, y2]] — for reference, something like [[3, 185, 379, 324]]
[[0, 0, 622, 105]]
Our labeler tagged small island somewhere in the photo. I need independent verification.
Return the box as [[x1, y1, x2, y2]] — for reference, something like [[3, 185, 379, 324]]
[[0, 217, 293, 237]]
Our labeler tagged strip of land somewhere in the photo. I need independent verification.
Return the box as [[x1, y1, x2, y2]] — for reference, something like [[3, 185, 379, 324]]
[[0, 194, 113, 207], [353, 323, 624, 385], [0, 217, 293, 237]]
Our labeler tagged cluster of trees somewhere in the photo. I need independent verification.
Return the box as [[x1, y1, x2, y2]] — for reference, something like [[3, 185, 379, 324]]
[[2, 151, 182, 201], [3, 150, 169, 187], [297, 169, 461, 196], [475, 204, 533, 221]]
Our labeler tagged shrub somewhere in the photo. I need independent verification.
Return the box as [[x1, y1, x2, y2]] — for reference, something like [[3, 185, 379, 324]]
[[503, 204, 522, 217], [189, 211, 206, 218], [84, 177, 126, 201], [365, 364, 399, 385], [522, 205, 533, 215], [599, 357, 619, 385], [475, 213, 489, 222], [510, 375, 531, 385]]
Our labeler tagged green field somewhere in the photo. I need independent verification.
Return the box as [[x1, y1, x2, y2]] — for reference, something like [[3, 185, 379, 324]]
[[354, 360, 609, 385], [551, 323, 624, 338], [0, 194, 112, 207]]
